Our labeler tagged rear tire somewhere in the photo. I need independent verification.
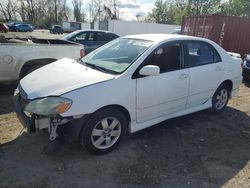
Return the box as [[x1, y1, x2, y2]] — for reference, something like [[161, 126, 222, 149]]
[[80, 107, 127, 155], [211, 84, 230, 113]]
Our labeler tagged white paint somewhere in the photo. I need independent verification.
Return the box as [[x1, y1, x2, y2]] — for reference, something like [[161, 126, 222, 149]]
[[136, 68, 190, 123], [62, 22, 71, 32], [187, 63, 224, 109], [0, 43, 83, 83], [219, 23, 226, 46], [62, 22, 90, 32], [139, 65, 160, 76], [20, 58, 114, 99], [81, 23, 91, 30], [19, 34, 243, 134]]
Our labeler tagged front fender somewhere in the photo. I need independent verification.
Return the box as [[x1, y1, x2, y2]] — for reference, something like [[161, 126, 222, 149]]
[[61, 76, 136, 122]]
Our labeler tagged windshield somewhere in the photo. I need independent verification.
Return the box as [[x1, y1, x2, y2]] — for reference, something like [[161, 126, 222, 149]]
[[80, 38, 153, 74]]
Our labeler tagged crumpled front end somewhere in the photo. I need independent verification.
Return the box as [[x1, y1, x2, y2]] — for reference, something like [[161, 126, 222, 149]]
[[13, 84, 73, 140]]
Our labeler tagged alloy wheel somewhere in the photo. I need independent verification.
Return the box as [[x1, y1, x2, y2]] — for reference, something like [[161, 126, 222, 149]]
[[215, 88, 228, 110], [91, 117, 121, 150]]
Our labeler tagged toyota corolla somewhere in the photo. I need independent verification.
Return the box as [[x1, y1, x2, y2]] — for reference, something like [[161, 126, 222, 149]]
[[14, 34, 242, 155]]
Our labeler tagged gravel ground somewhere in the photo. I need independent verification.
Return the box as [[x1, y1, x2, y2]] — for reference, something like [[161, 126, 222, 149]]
[[0, 31, 250, 187], [0, 82, 250, 188]]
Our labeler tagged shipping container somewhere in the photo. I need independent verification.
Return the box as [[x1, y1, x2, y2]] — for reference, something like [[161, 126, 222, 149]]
[[181, 14, 250, 56]]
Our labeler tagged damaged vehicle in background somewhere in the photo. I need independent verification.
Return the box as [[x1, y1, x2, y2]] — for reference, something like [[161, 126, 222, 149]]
[[14, 34, 242, 155], [0, 35, 84, 84]]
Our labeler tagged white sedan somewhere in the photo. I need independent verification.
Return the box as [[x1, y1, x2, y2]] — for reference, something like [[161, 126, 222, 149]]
[[14, 34, 242, 155]]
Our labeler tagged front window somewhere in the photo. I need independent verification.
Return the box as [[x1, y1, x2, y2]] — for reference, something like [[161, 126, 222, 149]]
[[143, 42, 182, 73], [63, 30, 82, 40], [80, 38, 153, 74]]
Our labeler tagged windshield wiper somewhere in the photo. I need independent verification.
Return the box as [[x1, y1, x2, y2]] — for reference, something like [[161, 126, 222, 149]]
[[85, 62, 109, 73], [79, 60, 118, 74]]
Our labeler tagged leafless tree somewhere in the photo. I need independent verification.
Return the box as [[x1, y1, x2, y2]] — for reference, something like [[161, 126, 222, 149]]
[[72, 0, 86, 22], [0, 0, 18, 21]]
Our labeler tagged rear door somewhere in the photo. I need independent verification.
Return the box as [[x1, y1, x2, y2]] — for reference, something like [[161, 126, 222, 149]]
[[185, 41, 224, 108]]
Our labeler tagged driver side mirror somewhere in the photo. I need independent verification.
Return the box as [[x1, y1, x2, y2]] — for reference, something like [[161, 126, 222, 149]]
[[139, 65, 160, 76]]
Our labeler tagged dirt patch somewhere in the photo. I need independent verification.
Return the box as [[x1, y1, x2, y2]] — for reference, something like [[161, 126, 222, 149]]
[[0, 82, 250, 188]]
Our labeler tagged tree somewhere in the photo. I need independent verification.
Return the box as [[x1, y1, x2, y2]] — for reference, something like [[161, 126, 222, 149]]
[[88, 0, 119, 22], [146, 0, 224, 25], [146, 0, 173, 24], [0, 0, 18, 21], [15, 0, 69, 28], [220, 0, 250, 17], [72, 0, 85, 22], [187, 0, 221, 15], [146, 0, 188, 24]]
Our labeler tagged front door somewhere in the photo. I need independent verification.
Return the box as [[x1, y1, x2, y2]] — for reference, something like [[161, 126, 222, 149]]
[[136, 42, 190, 123]]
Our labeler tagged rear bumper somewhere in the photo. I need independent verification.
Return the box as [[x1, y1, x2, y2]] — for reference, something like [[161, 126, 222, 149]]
[[231, 76, 243, 97], [243, 67, 250, 79]]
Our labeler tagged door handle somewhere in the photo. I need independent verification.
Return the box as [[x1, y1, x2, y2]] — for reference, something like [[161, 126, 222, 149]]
[[179, 74, 189, 79], [215, 66, 222, 71]]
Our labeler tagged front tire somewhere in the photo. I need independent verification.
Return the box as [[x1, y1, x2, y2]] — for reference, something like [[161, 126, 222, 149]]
[[80, 107, 127, 155], [211, 84, 230, 112]]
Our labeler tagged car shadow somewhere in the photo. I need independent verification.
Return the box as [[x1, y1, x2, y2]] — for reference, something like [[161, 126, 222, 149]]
[[0, 83, 17, 114], [1, 106, 250, 187]]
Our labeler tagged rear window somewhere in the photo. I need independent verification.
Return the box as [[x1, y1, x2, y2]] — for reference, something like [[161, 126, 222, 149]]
[[187, 41, 221, 67]]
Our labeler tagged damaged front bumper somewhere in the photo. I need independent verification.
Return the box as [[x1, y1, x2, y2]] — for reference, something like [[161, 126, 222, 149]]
[[13, 92, 35, 132], [13, 91, 72, 140]]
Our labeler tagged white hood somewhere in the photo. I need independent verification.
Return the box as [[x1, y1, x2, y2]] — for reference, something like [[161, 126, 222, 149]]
[[20, 58, 114, 99]]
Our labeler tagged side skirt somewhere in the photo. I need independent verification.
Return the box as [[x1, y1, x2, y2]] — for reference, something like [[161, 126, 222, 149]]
[[130, 99, 212, 133]]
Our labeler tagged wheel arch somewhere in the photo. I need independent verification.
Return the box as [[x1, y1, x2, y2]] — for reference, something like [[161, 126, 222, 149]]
[[220, 79, 233, 96], [78, 104, 130, 154], [95, 104, 131, 124], [65, 104, 131, 143]]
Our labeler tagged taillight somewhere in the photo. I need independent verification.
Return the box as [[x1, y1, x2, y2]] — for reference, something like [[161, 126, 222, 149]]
[[80, 49, 85, 57]]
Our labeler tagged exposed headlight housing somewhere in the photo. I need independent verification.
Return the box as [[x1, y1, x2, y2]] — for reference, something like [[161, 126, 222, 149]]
[[24, 97, 72, 116]]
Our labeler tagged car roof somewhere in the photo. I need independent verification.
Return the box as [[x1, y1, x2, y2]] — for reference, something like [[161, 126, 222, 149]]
[[75, 29, 118, 35], [17, 23, 29, 26], [123, 34, 211, 43]]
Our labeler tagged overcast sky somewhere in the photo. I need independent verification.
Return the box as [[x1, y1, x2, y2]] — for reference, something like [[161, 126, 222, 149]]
[[118, 0, 155, 21], [80, 0, 155, 21]]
